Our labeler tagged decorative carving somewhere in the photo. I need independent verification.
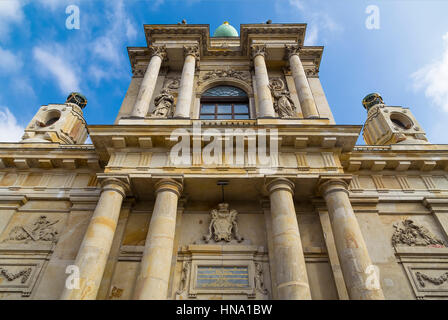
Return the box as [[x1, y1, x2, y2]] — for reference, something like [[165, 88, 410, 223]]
[[251, 45, 266, 59], [0, 267, 32, 283], [110, 286, 124, 298], [285, 44, 302, 59], [254, 263, 268, 295], [203, 203, 244, 243], [3, 215, 60, 243], [305, 66, 319, 78], [183, 45, 200, 60], [176, 261, 190, 295], [149, 45, 167, 60], [200, 69, 251, 84], [132, 67, 145, 78], [269, 78, 296, 118], [150, 89, 175, 118], [392, 219, 446, 247], [416, 271, 448, 287], [163, 77, 180, 92]]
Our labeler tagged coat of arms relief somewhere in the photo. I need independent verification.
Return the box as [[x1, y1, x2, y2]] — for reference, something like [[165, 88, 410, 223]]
[[203, 203, 244, 243]]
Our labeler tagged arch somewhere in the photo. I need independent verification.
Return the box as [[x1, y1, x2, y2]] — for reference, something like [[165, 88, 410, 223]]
[[198, 84, 251, 120], [196, 78, 253, 98]]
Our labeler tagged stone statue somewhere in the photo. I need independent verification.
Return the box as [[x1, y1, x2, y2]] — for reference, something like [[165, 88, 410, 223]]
[[269, 78, 296, 118], [150, 88, 174, 118]]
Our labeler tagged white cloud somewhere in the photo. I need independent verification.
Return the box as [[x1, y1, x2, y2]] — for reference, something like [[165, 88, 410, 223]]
[[412, 32, 448, 112], [0, 46, 23, 72], [36, 0, 80, 11], [89, 0, 138, 79], [0, 106, 24, 142], [0, 0, 25, 40], [11, 77, 35, 97], [288, 0, 342, 45], [33, 46, 80, 94]]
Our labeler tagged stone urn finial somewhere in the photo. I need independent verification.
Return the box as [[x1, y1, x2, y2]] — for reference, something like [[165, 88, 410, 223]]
[[362, 93, 384, 111], [66, 92, 87, 109]]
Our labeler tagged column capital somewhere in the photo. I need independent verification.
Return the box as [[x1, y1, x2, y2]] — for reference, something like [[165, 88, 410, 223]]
[[149, 45, 167, 61], [99, 177, 131, 198], [251, 44, 267, 59], [155, 178, 183, 197], [265, 177, 295, 196], [318, 177, 351, 197], [285, 44, 302, 59], [183, 45, 200, 61]]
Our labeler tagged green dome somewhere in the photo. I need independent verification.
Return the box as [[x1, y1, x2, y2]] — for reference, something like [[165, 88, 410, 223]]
[[213, 21, 238, 37]]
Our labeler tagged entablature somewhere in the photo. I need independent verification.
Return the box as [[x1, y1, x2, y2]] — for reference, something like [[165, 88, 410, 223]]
[[0, 143, 102, 170], [342, 144, 448, 173]]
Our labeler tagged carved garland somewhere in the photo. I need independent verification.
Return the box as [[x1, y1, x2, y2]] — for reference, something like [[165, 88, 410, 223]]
[[254, 263, 268, 295], [416, 271, 448, 287], [199, 69, 251, 84], [176, 261, 190, 295], [0, 267, 32, 284]]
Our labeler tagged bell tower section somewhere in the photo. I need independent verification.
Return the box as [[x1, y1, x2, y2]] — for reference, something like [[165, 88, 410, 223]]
[[362, 93, 428, 145], [21, 92, 89, 145]]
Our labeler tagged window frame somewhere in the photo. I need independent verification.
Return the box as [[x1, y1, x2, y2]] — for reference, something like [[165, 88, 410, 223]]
[[200, 92, 250, 120]]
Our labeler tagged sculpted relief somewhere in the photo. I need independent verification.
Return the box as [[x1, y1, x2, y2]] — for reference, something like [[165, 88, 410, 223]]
[[203, 203, 244, 243], [391, 219, 446, 247], [2, 215, 60, 243], [269, 78, 296, 118], [200, 69, 251, 84]]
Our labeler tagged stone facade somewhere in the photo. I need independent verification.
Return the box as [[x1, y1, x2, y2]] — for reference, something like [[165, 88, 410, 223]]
[[1, 22, 448, 300]]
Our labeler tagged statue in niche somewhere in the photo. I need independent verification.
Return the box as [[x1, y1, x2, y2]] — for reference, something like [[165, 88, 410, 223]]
[[203, 203, 244, 243], [150, 88, 175, 118], [391, 219, 446, 247], [269, 78, 296, 118]]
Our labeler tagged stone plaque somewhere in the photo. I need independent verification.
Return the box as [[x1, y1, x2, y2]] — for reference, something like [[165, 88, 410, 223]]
[[196, 266, 249, 289]]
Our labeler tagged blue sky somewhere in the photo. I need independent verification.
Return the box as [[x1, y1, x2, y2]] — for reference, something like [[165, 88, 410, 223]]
[[1, 0, 448, 144]]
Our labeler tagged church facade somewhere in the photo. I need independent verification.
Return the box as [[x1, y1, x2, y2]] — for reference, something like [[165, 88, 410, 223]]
[[0, 22, 448, 300]]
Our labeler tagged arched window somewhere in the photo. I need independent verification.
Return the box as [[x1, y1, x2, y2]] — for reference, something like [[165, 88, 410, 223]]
[[200, 86, 250, 119]]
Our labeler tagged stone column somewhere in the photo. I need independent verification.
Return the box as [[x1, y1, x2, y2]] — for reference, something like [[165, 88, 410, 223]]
[[60, 178, 129, 300], [174, 45, 199, 118], [286, 45, 319, 118], [252, 45, 276, 118], [319, 179, 385, 300], [133, 179, 183, 300], [131, 45, 167, 118], [266, 178, 311, 300]]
